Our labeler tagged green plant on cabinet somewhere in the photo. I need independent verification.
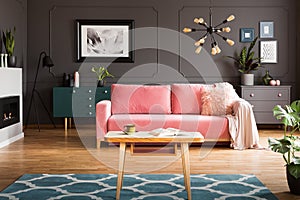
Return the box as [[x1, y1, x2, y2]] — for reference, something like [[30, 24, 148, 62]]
[[91, 66, 114, 87], [2, 27, 16, 56], [226, 37, 262, 74]]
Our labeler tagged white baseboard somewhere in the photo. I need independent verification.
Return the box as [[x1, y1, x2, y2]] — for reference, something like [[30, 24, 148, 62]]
[[0, 132, 24, 148]]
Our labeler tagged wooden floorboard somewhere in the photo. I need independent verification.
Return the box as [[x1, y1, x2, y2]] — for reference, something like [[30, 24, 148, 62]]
[[0, 128, 299, 200]]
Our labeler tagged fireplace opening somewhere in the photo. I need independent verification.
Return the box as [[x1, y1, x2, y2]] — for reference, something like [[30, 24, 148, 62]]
[[0, 96, 20, 129]]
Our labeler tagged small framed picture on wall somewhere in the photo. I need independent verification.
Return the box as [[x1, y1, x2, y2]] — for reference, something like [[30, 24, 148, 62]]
[[240, 28, 255, 42], [260, 21, 274, 38], [260, 40, 277, 63]]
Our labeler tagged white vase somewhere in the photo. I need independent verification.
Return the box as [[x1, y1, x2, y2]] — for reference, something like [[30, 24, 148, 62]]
[[241, 74, 254, 85]]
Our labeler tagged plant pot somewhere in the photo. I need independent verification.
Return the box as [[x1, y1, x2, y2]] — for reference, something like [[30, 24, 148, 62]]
[[97, 80, 104, 87], [8, 56, 17, 67], [287, 167, 300, 195], [241, 74, 254, 85]]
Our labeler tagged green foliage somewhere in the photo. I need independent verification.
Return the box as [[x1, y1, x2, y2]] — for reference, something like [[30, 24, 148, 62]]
[[288, 164, 300, 180], [91, 66, 114, 81], [268, 100, 300, 179], [226, 37, 262, 74], [2, 27, 16, 56]]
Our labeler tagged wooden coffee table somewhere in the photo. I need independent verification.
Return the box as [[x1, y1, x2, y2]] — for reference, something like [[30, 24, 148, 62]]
[[104, 130, 204, 200]]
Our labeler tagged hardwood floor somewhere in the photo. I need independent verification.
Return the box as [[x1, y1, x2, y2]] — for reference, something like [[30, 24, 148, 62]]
[[0, 127, 299, 200]]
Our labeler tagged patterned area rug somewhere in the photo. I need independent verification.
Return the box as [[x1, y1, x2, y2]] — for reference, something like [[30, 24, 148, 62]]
[[0, 174, 278, 200]]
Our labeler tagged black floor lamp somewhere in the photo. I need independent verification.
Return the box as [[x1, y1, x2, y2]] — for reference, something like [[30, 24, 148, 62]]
[[25, 51, 56, 131]]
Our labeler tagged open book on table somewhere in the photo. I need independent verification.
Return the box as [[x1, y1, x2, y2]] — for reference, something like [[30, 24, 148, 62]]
[[148, 128, 181, 136]]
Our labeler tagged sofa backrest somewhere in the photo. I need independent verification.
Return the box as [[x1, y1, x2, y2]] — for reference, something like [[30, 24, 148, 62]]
[[111, 84, 171, 114], [171, 84, 205, 114]]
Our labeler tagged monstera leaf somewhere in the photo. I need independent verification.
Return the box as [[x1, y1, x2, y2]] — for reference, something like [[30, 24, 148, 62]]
[[288, 163, 300, 179], [268, 137, 291, 155]]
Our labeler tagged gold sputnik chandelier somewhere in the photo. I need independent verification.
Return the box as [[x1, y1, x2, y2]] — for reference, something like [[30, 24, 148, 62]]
[[183, 8, 235, 55]]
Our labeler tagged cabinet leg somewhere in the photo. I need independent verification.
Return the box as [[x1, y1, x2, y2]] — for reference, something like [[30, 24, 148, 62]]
[[69, 118, 72, 129], [64, 118, 68, 137]]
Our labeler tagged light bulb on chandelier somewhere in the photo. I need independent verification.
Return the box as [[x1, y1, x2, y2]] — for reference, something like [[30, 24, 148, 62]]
[[183, 8, 235, 55]]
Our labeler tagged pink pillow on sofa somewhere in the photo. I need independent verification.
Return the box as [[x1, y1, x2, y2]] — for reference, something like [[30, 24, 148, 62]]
[[171, 84, 204, 114], [111, 84, 171, 114], [201, 82, 240, 116]]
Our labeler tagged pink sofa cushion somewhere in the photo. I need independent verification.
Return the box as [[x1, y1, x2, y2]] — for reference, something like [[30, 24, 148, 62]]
[[108, 114, 229, 140], [201, 82, 240, 116], [171, 84, 205, 114], [111, 84, 171, 114]]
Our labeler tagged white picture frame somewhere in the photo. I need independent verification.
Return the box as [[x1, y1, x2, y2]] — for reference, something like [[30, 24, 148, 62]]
[[260, 40, 277, 63]]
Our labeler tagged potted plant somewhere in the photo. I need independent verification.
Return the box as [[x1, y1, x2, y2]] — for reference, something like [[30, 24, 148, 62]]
[[2, 27, 17, 67], [226, 37, 262, 85], [268, 100, 300, 195], [91, 66, 114, 87]]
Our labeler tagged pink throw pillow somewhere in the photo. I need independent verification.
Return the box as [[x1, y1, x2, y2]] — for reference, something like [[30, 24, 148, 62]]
[[201, 82, 239, 116], [111, 84, 171, 114], [171, 84, 204, 114]]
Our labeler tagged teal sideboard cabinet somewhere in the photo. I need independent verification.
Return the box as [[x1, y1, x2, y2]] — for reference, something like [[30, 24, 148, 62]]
[[53, 86, 110, 133]]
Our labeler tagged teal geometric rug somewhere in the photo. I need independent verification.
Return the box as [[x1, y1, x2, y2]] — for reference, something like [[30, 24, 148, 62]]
[[0, 174, 278, 200]]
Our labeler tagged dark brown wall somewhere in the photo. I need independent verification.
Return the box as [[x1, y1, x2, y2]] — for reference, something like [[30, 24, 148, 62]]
[[297, 0, 300, 100], [0, 0, 27, 91], [26, 0, 297, 124]]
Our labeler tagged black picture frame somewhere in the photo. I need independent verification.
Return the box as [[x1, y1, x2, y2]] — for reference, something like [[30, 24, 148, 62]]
[[76, 19, 134, 63]]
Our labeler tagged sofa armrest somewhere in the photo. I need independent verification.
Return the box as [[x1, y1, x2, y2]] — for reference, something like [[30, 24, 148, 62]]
[[96, 100, 112, 147]]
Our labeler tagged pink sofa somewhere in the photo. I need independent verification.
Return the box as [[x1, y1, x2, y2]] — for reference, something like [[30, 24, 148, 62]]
[[96, 83, 242, 148]]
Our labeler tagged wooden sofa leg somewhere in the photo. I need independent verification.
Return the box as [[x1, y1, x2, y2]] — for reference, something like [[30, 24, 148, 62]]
[[97, 139, 101, 149]]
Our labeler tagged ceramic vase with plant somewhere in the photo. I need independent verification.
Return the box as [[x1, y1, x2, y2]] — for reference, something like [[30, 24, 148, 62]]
[[2, 27, 17, 67], [226, 37, 262, 85], [91, 66, 114, 87], [268, 100, 300, 195]]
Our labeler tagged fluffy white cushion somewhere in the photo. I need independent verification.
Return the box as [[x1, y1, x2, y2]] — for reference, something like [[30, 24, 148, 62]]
[[201, 82, 240, 116]]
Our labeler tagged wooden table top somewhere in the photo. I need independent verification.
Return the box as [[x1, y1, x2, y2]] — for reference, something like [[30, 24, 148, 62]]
[[104, 130, 204, 143]]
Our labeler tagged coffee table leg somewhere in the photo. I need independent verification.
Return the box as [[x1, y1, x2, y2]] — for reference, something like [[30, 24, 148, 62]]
[[116, 142, 126, 200], [181, 142, 191, 200]]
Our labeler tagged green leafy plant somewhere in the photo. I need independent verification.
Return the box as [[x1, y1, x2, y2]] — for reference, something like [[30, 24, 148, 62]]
[[226, 37, 262, 74], [2, 27, 16, 56], [268, 100, 300, 179], [91, 66, 114, 81]]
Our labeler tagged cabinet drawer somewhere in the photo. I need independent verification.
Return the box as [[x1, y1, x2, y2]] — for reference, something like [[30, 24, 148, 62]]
[[72, 103, 95, 117], [96, 87, 111, 103], [238, 85, 291, 124], [243, 88, 289, 101], [248, 100, 289, 112], [254, 112, 281, 124], [53, 88, 73, 117], [53, 86, 111, 118]]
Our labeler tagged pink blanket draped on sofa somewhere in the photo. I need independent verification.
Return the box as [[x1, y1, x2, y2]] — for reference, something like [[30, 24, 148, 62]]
[[226, 99, 260, 150]]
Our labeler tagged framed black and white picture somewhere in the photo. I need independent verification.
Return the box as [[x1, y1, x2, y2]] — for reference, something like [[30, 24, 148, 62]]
[[260, 40, 277, 63], [240, 28, 255, 42], [76, 19, 134, 62], [260, 21, 274, 38]]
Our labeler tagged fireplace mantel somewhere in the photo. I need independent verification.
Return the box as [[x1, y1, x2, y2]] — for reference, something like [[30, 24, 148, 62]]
[[0, 68, 23, 148]]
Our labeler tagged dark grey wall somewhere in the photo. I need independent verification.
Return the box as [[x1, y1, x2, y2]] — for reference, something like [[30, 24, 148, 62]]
[[26, 0, 297, 124], [297, 0, 300, 100], [0, 0, 27, 91]]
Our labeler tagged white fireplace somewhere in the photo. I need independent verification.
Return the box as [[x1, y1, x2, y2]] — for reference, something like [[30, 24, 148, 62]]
[[0, 68, 23, 148]]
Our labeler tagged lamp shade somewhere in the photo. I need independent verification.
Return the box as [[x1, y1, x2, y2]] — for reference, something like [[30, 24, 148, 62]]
[[42, 55, 54, 68]]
